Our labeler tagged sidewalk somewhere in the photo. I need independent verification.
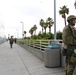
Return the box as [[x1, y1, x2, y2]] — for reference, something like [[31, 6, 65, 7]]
[[0, 42, 75, 75]]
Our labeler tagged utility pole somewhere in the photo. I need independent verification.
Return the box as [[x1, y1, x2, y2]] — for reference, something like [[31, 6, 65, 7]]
[[54, 0, 56, 40], [20, 21, 24, 38], [16, 29, 18, 38]]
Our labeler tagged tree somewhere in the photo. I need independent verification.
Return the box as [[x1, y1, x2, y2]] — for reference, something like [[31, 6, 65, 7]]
[[33, 24, 37, 35], [56, 31, 62, 39], [74, 1, 76, 9], [39, 19, 45, 33], [29, 27, 34, 36], [43, 22, 48, 34], [46, 17, 54, 32], [59, 5, 69, 26]]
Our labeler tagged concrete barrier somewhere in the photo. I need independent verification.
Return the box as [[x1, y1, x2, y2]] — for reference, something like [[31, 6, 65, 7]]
[[17, 43, 44, 61], [17, 42, 66, 68]]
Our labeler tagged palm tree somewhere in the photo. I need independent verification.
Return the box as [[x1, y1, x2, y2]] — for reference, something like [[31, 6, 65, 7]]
[[29, 28, 34, 36], [59, 5, 69, 26], [23, 31, 26, 37], [33, 24, 37, 35], [46, 17, 54, 32], [43, 22, 48, 34], [39, 19, 44, 33]]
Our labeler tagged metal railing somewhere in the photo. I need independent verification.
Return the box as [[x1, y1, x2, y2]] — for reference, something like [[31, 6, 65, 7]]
[[18, 39, 62, 50]]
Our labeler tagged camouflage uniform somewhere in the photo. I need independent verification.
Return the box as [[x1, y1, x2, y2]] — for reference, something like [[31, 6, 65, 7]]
[[62, 15, 76, 75], [9, 36, 13, 48]]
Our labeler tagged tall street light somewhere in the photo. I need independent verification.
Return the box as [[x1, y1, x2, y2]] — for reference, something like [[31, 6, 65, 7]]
[[20, 21, 24, 38], [16, 29, 18, 38], [54, 0, 56, 40]]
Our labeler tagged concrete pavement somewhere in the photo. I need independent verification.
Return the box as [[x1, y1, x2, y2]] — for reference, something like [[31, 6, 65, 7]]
[[0, 42, 76, 75]]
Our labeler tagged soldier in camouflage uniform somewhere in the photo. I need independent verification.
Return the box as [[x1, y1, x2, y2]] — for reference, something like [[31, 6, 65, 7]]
[[9, 36, 13, 48], [62, 15, 76, 75]]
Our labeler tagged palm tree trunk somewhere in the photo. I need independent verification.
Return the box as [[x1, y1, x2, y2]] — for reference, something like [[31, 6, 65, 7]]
[[42, 27, 43, 34], [64, 14, 66, 26], [45, 28, 46, 34], [35, 30, 36, 35], [49, 27, 51, 32]]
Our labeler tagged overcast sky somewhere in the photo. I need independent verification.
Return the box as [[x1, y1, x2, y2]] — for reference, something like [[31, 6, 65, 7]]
[[0, 0, 76, 38]]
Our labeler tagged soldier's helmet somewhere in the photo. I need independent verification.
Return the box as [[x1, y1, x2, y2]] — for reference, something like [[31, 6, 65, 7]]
[[67, 15, 76, 21]]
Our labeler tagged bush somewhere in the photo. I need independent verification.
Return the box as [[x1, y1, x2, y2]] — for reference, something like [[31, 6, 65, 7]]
[[56, 31, 62, 39], [23, 31, 62, 40], [19, 41, 24, 44]]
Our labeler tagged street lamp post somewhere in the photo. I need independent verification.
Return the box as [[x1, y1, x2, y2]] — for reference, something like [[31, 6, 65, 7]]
[[20, 21, 24, 38], [52, 0, 60, 44], [54, 0, 56, 40], [16, 29, 18, 38]]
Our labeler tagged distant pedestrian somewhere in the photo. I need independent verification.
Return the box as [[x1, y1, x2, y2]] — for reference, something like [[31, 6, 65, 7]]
[[14, 38, 17, 43], [9, 36, 13, 48]]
